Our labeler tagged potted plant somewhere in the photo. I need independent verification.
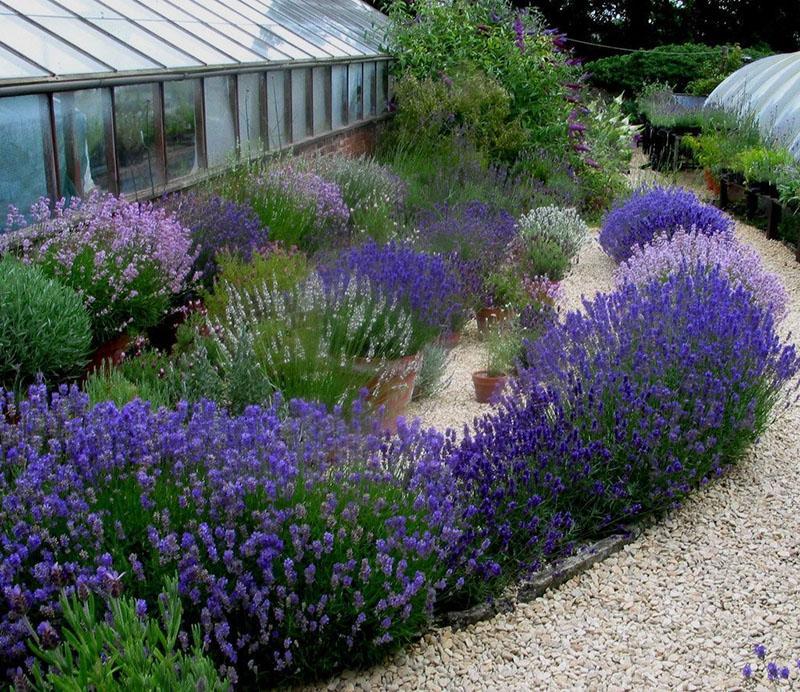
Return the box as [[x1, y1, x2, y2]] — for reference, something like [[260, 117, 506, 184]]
[[472, 324, 520, 403], [477, 267, 526, 334]]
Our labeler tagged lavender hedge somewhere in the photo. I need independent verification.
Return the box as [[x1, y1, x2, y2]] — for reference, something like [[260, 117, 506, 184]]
[[446, 268, 798, 596], [599, 186, 734, 263], [0, 388, 466, 686]]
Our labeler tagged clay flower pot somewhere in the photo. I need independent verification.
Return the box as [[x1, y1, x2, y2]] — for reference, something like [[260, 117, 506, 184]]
[[88, 333, 130, 373], [436, 330, 462, 350], [703, 168, 721, 195], [476, 307, 514, 334], [472, 370, 508, 404], [355, 353, 422, 432]]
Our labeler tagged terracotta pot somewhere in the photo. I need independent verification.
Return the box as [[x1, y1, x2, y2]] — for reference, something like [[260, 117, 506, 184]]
[[436, 331, 462, 350], [703, 168, 721, 195], [88, 334, 130, 373], [476, 307, 514, 334], [472, 370, 508, 404], [355, 354, 422, 432]]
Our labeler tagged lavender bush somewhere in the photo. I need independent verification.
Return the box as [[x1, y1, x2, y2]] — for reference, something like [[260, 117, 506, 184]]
[[414, 201, 518, 308], [319, 241, 469, 339], [599, 186, 734, 262], [160, 193, 268, 287], [616, 228, 788, 321], [0, 386, 463, 686], [517, 206, 588, 262], [216, 162, 350, 252], [446, 268, 798, 601], [8, 193, 196, 342]]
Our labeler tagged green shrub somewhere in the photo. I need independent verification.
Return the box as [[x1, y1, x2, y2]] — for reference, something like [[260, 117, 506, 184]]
[[412, 343, 451, 401], [735, 146, 793, 184], [85, 351, 179, 410], [484, 266, 529, 310], [485, 324, 521, 377], [519, 237, 572, 282], [204, 247, 310, 322], [0, 257, 91, 388], [28, 576, 228, 691]]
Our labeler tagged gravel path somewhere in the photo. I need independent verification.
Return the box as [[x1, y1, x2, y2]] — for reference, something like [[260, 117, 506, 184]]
[[307, 169, 800, 691]]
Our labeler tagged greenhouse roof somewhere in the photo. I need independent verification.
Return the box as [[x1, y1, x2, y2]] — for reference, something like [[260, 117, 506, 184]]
[[706, 52, 800, 159], [0, 0, 388, 87]]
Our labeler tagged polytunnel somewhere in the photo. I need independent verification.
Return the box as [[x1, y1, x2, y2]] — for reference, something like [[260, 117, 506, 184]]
[[0, 0, 391, 215], [706, 52, 800, 159]]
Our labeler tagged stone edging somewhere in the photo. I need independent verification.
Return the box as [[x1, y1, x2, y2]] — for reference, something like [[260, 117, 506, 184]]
[[434, 527, 642, 631]]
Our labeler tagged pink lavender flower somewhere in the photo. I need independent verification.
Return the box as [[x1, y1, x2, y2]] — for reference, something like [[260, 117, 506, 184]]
[[615, 228, 788, 322]]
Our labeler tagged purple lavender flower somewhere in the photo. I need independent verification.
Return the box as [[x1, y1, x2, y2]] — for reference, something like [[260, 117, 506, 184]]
[[513, 13, 526, 53], [742, 663, 753, 678], [599, 186, 734, 263], [616, 228, 789, 322], [768, 661, 780, 681], [755, 643, 767, 659], [160, 193, 268, 287]]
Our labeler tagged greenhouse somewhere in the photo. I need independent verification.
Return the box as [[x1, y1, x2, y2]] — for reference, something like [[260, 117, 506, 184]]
[[0, 0, 390, 213], [706, 51, 800, 157]]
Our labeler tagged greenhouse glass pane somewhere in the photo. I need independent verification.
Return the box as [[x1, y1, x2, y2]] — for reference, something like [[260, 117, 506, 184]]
[[2, 14, 108, 76], [54, 89, 112, 200], [115, 83, 164, 194], [332, 64, 348, 129], [0, 45, 49, 80], [363, 62, 376, 118], [312, 66, 331, 135], [98, 0, 233, 66], [267, 70, 289, 150], [376, 61, 388, 114], [238, 73, 264, 156], [0, 95, 49, 218], [291, 68, 310, 142], [349, 63, 363, 122], [58, 0, 203, 69], [14, 0, 159, 72], [164, 80, 200, 180], [204, 76, 237, 168]]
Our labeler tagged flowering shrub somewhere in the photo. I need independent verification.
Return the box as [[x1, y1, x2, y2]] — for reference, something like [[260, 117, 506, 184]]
[[160, 193, 268, 287], [518, 206, 588, 261], [616, 228, 788, 321], [10, 194, 195, 342], [217, 162, 350, 252], [295, 154, 407, 242], [517, 268, 798, 530], [206, 274, 414, 410], [0, 257, 91, 388], [415, 201, 518, 307], [599, 186, 734, 262], [319, 241, 468, 338], [0, 386, 462, 686]]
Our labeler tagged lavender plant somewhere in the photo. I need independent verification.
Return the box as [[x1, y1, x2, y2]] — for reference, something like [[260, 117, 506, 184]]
[[9, 193, 196, 342], [216, 161, 350, 252], [294, 154, 407, 242], [319, 241, 469, 338], [0, 386, 463, 686], [599, 186, 734, 263], [616, 228, 788, 321], [517, 206, 588, 261], [445, 268, 798, 602], [0, 257, 91, 389], [160, 193, 268, 288], [206, 273, 415, 410]]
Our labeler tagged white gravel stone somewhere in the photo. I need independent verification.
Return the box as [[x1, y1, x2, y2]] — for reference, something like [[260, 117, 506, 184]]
[[300, 164, 800, 690]]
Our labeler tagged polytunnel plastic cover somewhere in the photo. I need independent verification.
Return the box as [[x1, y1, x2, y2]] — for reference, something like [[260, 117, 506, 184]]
[[706, 52, 800, 159]]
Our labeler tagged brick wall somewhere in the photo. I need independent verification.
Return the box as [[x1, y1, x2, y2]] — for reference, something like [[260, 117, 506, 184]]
[[294, 117, 390, 158]]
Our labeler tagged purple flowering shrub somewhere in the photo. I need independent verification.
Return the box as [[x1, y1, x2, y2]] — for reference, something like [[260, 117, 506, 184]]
[[319, 241, 469, 339], [160, 193, 268, 288], [444, 268, 798, 600], [218, 162, 350, 253], [0, 387, 463, 685], [517, 268, 798, 530], [9, 193, 196, 342], [415, 201, 518, 308], [599, 186, 734, 262], [615, 228, 788, 321]]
